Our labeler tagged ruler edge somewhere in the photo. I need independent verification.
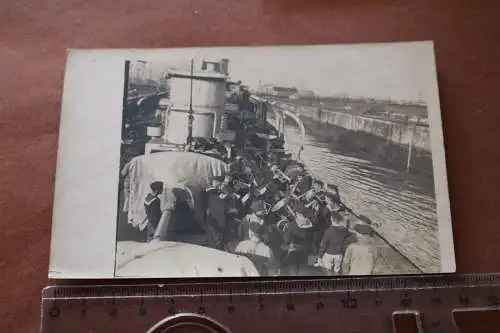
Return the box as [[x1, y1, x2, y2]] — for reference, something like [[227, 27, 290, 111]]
[[40, 274, 500, 333], [42, 273, 500, 299]]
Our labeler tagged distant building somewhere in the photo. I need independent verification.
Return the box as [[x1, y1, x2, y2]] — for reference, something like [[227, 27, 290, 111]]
[[258, 84, 298, 98], [289, 90, 315, 100], [299, 90, 315, 98], [333, 92, 349, 99]]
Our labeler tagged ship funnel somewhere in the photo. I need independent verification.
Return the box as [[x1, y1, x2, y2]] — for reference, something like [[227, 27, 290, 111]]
[[165, 66, 227, 145]]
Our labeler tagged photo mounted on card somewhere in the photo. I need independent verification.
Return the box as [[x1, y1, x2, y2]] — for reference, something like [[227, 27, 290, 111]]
[[48, 42, 455, 278]]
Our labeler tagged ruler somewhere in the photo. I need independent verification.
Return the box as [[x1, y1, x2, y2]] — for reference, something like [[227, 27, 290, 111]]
[[41, 274, 500, 333]]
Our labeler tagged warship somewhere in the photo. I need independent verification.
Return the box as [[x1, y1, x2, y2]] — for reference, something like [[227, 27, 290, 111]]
[[115, 58, 421, 277]]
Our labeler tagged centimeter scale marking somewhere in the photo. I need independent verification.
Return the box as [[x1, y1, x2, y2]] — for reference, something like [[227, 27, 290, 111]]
[[41, 273, 500, 333]]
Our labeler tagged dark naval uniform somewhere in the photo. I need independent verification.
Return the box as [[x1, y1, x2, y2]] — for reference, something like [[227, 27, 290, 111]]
[[206, 187, 228, 250], [282, 219, 312, 275], [144, 193, 161, 241]]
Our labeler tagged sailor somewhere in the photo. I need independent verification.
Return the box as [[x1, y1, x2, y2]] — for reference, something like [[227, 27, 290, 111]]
[[229, 155, 245, 175], [281, 208, 313, 276], [223, 143, 234, 161], [234, 215, 275, 276], [290, 165, 313, 196], [222, 174, 235, 189], [219, 174, 240, 204], [206, 176, 229, 250], [239, 199, 267, 241], [271, 164, 292, 194], [342, 223, 381, 275], [278, 153, 293, 171], [310, 190, 345, 252], [314, 211, 349, 275], [230, 156, 254, 186], [221, 174, 247, 243], [153, 184, 196, 241], [302, 179, 325, 206], [144, 181, 164, 242], [266, 152, 281, 171], [324, 188, 343, 213], [313, 179, 325, 192], [192, 137, 207, 152]]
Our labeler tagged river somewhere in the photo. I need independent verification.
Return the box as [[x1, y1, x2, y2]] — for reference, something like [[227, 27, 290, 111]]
[[277, 120, 440, 273]]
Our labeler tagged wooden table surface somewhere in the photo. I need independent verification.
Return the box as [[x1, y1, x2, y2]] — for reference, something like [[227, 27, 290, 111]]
[[1, 0, 499, 332]]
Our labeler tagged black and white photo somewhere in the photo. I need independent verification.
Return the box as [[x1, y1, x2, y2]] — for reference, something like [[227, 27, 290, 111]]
[[49, 42, 455, 278]]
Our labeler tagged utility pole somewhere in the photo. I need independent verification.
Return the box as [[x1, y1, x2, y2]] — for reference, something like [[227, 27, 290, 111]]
[[186, 58, 195, 145], [406, 122, 416, 173]]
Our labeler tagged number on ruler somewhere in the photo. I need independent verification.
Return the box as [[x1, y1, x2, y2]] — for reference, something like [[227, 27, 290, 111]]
[[427, 320, 441, 329], [108, 308, 117, 317], [374, 289, 382, 307], [341, 297, 357, 309], [138, 307, 147, 316], [258, 295, 264, 311], [487, 295, 499, 306], [401, 292, 413, 307], [81, 299, 87, 315], [431, 296, 442, 306], [49, 307, 60, 318], [458, 294, 470, 306]]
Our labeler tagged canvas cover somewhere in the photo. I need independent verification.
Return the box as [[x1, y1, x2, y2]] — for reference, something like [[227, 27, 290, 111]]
[[123, 152, 229, 230]]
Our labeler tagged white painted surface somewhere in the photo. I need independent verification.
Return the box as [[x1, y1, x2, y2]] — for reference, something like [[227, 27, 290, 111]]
[[169, 75, 226, 112], [166, 110, 214, 144], [116, 241, 260, 278]]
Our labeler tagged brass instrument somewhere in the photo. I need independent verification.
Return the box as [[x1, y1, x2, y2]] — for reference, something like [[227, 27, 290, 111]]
[[304, 190, 327, 207], [270, 196, 293, 214], [270, 165, 291, 183]]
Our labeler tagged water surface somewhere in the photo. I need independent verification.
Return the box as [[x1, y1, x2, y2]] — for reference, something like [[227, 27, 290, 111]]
[[280, 122, 440, 272]]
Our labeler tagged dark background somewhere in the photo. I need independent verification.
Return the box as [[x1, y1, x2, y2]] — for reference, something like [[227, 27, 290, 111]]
[[1, 1, 499, 332]]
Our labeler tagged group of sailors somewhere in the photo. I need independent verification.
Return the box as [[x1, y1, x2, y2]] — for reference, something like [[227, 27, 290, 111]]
[[201, 145, 378, 276], [142, 118, 381, 276]]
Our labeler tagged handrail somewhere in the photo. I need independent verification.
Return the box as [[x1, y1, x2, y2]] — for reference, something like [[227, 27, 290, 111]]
[[281, 109, 306, 159], [253, 95, 307, 160], [253, 96, 423, 273]]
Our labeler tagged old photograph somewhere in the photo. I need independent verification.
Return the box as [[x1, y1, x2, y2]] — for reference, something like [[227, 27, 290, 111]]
[[113, 42, 455, 277]]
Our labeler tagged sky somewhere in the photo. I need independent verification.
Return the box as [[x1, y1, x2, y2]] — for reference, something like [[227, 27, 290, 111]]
[[129, 42, 435, 102]]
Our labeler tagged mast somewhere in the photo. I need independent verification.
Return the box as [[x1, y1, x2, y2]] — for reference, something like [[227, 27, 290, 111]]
[[186, 58, 194, 145]]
